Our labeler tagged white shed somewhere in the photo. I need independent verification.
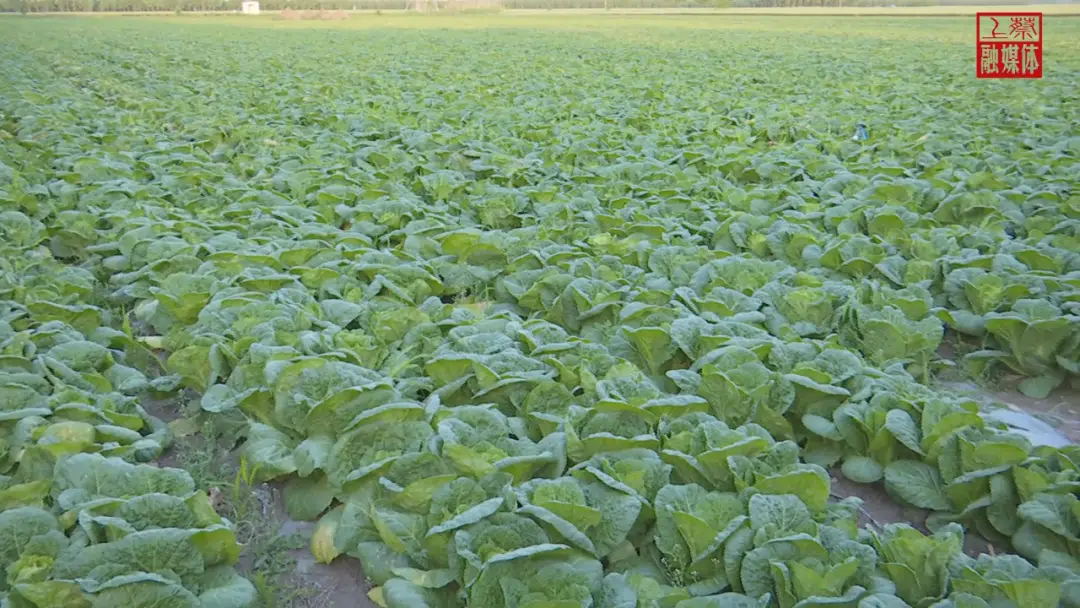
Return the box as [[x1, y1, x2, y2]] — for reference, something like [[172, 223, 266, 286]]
[[241, 0, 260, 14]]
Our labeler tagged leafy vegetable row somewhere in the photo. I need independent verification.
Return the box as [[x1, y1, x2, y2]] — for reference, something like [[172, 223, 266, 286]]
[[90, 225, 1080, 607], [0, 253, 256, 605]]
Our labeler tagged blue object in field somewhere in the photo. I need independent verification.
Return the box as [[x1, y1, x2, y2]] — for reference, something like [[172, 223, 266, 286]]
[[852, 124, 869, 142]]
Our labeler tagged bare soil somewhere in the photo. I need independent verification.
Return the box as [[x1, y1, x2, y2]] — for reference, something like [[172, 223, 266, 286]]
[[276, 518, 374, 607], [260, 489, 375, 607]]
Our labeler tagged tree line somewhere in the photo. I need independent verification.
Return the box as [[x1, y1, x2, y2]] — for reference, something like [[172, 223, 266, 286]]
[[0, 0, 1006, 13]]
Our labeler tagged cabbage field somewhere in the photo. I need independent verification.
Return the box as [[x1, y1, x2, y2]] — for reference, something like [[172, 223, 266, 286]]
[[1, 13, 1079, 608]]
